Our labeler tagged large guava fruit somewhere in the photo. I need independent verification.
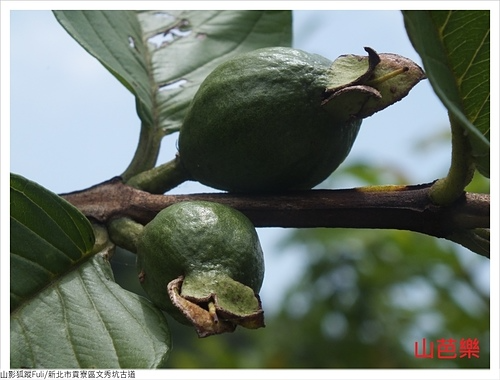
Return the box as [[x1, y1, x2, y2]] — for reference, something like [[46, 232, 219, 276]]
[[178, 46, 425, 192], [136, 201, 264, 337]]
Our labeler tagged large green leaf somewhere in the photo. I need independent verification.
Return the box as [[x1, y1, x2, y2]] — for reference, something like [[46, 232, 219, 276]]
[[10, 173, 95, 310], [10, 250, 171, 369], [53, 10, 292, 134], [402, 11, 490, 177], [10, 174, 171, 368]]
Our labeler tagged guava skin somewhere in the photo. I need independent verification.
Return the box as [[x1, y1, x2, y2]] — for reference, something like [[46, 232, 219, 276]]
[[136, 201, 264, 324], [179, 47, 362, 192]]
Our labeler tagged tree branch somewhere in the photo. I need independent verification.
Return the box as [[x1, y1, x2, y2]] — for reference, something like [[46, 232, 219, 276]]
[[61, 177, 489, 257]]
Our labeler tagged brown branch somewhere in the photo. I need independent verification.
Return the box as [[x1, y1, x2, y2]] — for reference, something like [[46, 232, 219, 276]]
[[61, 177, 489, 242]]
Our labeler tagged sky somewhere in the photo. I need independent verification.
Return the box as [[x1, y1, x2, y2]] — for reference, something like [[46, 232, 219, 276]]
[[2, 2, 499, 374]]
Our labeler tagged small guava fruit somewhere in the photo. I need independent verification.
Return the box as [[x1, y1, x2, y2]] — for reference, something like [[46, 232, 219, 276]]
[[136, 200, 264, 337], [178, 46, 425, 192]]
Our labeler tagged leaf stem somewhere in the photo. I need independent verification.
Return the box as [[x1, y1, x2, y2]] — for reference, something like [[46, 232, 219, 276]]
[[429, 112, 475, 206], [121, 122, 163, 182], [126, 155, 192, 194]]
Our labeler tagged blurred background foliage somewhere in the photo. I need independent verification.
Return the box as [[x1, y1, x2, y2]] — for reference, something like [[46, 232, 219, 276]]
[[111, 131, 490, 369]]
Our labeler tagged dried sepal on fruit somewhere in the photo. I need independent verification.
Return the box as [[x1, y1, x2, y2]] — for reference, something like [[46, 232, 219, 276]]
[[168, 275, 264, 338], [322, 47, 426, 121]]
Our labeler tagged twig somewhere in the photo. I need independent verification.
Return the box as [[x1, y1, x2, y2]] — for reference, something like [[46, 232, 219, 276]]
[[61, 178, 489, 253]]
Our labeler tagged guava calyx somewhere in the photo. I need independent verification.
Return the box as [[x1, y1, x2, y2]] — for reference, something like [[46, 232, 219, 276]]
[[168, 275, 264, 338], [322, 46, 425, 122]]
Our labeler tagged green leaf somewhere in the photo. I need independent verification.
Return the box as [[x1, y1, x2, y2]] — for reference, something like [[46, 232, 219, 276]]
[[10, 174, 171, 368], [53, 11, 292, 181], [403, 10, 490, 177], [53, 11, 152, 124], [10, 173, 95, 310], [53, 10, 292, 134], [11, 249, 171, 369]]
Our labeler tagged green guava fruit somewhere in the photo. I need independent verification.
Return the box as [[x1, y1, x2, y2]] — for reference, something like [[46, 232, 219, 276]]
[[136, 201, 264, 337], [178, 46, 425, 192]]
